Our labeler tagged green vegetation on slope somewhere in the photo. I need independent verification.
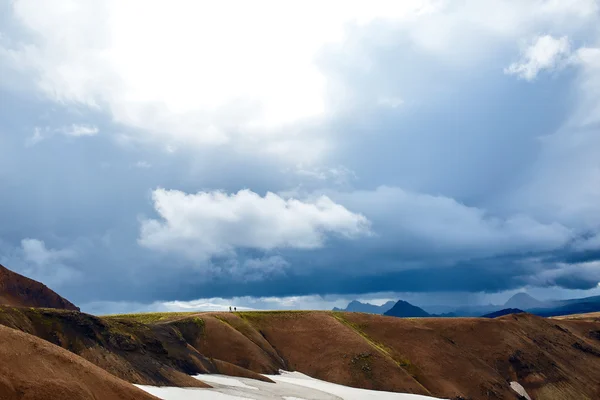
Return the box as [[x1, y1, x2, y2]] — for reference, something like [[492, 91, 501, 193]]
[[103, 312, 197, 324], [333, 312, 427, 390]]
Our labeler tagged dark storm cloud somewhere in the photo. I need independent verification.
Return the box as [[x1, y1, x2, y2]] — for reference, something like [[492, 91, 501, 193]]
[[98, 254, 534, 302]]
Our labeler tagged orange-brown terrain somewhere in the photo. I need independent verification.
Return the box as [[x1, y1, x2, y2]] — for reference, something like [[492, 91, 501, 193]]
[[2, 264, 600, 399], [0, 324, 159, 400], [193, 311, 600, 399], [2, 307, 599, 399], [0, 263, 79, 311]]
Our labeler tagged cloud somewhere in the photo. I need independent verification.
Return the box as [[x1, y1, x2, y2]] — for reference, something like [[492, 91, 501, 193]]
[[25, 126, 44, 147], [20, 238, 74, 265], [4, 0, 597, 162], [0, 238, 80, 289], [504, 35, 571, 80], [236, 256, 290, 281], [507, 43, 600, 228], [290, 165, 357, 187], [331, 186, 573, 261], [1, 0, 442, 161], [134, 161, 151, 169], [377, 96, 404, 108], [80, 293, 392, 315], [574, 234, 600, 251], [2, 1, 600, 310], [139, 188, 371, 259], [528, 261, 600, 290], [24, 124, 98, 146], [61, 124, 98, 137], [573, 46, 600, 126]]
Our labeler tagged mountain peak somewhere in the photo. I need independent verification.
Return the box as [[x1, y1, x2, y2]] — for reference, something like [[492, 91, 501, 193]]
[[383, 300, 430, 318], [504, 293, 543, 310], [0, 264, 79, 311]]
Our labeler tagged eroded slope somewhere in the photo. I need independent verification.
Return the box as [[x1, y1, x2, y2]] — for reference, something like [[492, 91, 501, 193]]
[[0, 324, 159, 400]]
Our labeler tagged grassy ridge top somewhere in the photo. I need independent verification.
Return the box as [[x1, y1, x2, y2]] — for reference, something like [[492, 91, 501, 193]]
[[103, 310, 314, 324], [102, 311, 201, 324]]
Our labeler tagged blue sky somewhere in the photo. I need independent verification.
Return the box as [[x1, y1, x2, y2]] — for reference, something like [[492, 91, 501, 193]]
[[1, 0, 600, 313]]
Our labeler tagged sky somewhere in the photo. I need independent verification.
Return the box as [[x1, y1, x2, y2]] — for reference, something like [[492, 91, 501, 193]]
[[1, 0, 600, 314]]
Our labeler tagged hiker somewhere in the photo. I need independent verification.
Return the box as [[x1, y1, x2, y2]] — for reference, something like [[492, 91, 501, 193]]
[[229, 306, 232, 312], [234, 307, 237, 311]]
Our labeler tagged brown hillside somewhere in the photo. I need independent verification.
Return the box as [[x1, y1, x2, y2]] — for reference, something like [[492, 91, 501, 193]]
[[0, 264, 79, 311], [188, 313, 286, 374], [235, 311, 430, 395], [2, 308, 600, 399], [0, 307, 268, 387], [0, 324, 159, 400], [174, 311, 600, 399], [340, 312, 600, 399]]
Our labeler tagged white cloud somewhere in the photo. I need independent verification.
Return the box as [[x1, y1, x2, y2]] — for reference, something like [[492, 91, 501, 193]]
[[2, 0, 439, 160], [504, 35, 571, 80], [80, 293, 385, 314], [60, 124, 98, 137], [160, 294, 345, 312], [139, 188, 371, 259], [21, 238, 74, 265], [12, 238, 80, 287], [377, 96, 404, 108], [331, 186, 573, 260], [25, 126, 45, 147], [134, 161, 151, 169], [24, 124, 98, 146], [291, 164, 357, 186], [4, 1, 597, 161]]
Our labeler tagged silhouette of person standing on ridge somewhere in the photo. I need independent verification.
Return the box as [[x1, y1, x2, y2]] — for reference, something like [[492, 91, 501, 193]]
[[234, 307, 237, 312], [229, 306, 232, 312]]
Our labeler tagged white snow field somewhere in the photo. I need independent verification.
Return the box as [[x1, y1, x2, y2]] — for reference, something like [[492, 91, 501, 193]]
[[510, 381, 532, 400], [137, 371, 446, 400]]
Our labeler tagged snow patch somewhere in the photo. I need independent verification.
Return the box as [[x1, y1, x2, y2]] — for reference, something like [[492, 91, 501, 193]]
[[136, 372, 446, 399], [197, 375, 259, 390], [510, 381, 532, 400]]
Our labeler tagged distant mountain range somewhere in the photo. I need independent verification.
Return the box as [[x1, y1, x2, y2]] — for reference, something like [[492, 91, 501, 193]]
[[333, 292, 600, 319], [333, 300, 395, 314]]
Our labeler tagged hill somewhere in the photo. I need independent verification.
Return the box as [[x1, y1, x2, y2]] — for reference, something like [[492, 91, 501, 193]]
[[482, 308, 525, 318], [504, 293, 546, 310], [0, 324, 159, 400], [384, 300, 431, 317], [4, 308, 599, 399], [0, 307, 269, 387], [0, 264, 79, 310], [333, 300, 395, 314], [0, 307, 600, 400]]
